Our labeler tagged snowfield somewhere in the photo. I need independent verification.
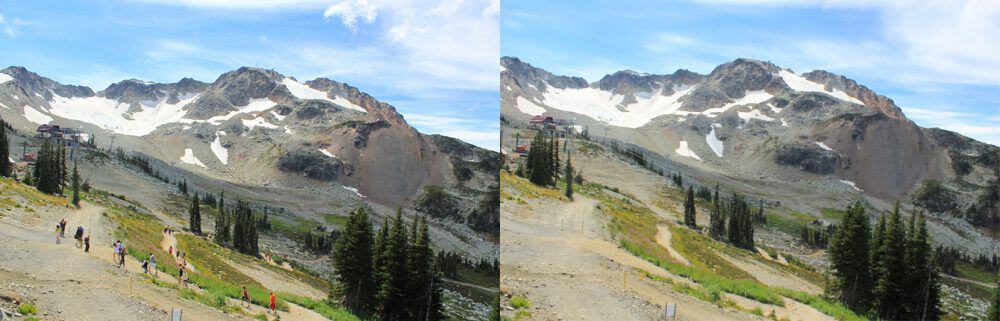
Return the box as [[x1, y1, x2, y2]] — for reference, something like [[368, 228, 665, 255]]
[[47, 93, 199, 136], [0, 72, 12, 84], [674, 141, 702, 161], [538, 83, 695, 128], [701, 90, 773, 118], [241, 116, 279, 129], [23, 105, 53, 124], [281, 77, 366, 113], [179, 148, 206, 168], [514, 96, 546, 115], [706, 126, 724, 157], [737, 108, 776, 123], [779, 70, 864, 105], [202, 98, 277, 125], [210, 132, 228, 165]]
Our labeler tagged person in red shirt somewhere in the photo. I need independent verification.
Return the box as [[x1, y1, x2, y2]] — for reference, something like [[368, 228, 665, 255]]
[[268, 291, 277, 314]]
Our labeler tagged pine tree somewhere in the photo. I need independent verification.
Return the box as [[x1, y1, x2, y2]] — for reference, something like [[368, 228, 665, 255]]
[[874, 202, 908, 320], [905, 211, 940, 320], [709, 184, 725, 240], [59, 143, 67, 189], [426, 259, 445, 321], [988, 272, 999, 321], [0, 117, 10, 178], [34, 140, 60, 194], [332, 205, 376, 315], [828, 201, 872, 312], [526, 132, 550, 186], [870, 214, 887, 292], [379, 210, 410, 321], [214, 193, 229, 246], [71, 161, 80, 207], [406, 216, 434, 320], [684, 186, 697, 228], [373, 216, 390, 292], [189, 192, 202, 235], [489, 294, 501, 321], [564, 152, 574, 199], [726, 194, 754, 249]]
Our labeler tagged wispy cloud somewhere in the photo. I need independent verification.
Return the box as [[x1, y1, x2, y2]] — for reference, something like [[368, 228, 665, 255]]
[[0, 14, 21, 37], [404, 113, 499, 150]]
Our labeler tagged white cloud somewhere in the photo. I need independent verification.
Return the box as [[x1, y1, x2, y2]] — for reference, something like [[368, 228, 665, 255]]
[[405, 113, 499, 150], [323, 0, 378, 32], [132, 0, 331, 9], [0, 13, 20, 37]]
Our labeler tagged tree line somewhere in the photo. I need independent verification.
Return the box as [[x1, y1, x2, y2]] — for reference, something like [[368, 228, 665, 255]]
[[827, 201, 941, 320], [333, 206, 444, 320], [683, 183, 760, 249]]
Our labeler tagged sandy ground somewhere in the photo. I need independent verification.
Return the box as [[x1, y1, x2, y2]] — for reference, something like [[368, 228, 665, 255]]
[[655, 225, 691, 266], [0, 197, 330, 321], [501, 191, 751, 321]]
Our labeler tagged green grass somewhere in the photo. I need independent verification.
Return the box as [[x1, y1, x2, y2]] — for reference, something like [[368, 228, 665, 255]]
[[820, 208, 848, 221], [510, 295, 531, 309], [501, 171, 566, 200], [955, 262, 996, 285], [17, 302, 38, 315], [582, 182, 867, 320], [283, 294, 360, 321]]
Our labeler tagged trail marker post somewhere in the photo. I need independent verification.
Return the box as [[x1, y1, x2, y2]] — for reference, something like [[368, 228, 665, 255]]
[[664, 302, 676, 320]]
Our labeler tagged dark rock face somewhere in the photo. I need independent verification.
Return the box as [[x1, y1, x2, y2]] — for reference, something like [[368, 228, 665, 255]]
[[185, 93, 235, 119], [1, 66, 95, 98], [277, 150, 343, 181], [306, 78, 404, 123], [353, 119, 391, 148], [803, 70, 905, 120], [681, 59, 784, 112], [212, 67, 283, 106], [101, 78, 210, 113], [501, 56, 588, 92], [774, 144, 838, 174]]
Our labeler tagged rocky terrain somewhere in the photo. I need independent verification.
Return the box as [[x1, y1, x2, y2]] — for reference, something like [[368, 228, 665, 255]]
[[0, 65, 500, 319], [501, 56, 998, 253]]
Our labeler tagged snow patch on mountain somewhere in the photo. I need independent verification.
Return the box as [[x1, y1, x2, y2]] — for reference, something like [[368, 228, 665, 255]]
[[179, 148, 206, 168], [766, 103, 782, 114], [0, 73, 13, 84], [779, 70, 864, 105], [242, 116, 278, 129], [210, 132, 228, 165], [342, 186, 365, 198], [201, 98, 276, 125], [538, 83, 694, 128], [815, 142, 834, 152], [702, 90, 772, 118], [270, 111, 286, 121], [706, 126, 724, 157], [318, 148, 338, 158], [515, 96, 546, 115], [48, 93, 199, 136], [737, 109, 775, 123], [840, 180, 862, 192], [674, 141, 701, 161], [281, 77, 365, 113], [0, 102, 8, 110], [23, 105, 52, 124]]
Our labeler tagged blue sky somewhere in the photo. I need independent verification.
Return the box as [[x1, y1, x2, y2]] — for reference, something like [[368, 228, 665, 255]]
[[0, 0, 500, 150], [502, 0, 1000, 145]]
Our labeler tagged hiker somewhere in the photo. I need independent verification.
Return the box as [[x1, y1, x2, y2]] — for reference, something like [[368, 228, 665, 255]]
[[269, 291, 277, 314], [178, 265, 187, 288], [168, 245, 173, 256], [119, 246, 127, 268], [55, 224, 62, 244], [59, 219, 67, 237], [74, 226, 84, 247], [113, 241, 120, 263], [149, 254, 157, 276], [241, 286, 251, 308], [141, 259, 149, 274], [83, 235, 90, 253]]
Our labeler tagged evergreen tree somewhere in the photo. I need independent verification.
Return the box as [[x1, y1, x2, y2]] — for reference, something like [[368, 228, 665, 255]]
[[189, 192, 202, 235], [373, 216, 390, 292], [379, 210, 410, 321], [59, 144, 67, 189], [905, 211, 940, 320], [332, 205, 376, 315], [564, 152, 574, 199], [874, 202, 908, 320], [0, 117, 10, 178], [214, 192, 229, 246], [71, 161, 80, 207], [709, 184, 725, 240], [988, 272, 999, 321], [489, 294, 501, 321], [231, 200, 259, 256], [525, 131, 557, 186], [34, 140, 60, 194], [870, 214, 888, 292], [828, 201, 872, 312], [426, 260, 445, 321], [684, 186, 697, 228], [726, 194, 754, 249], [406, 216, 434, 320]]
